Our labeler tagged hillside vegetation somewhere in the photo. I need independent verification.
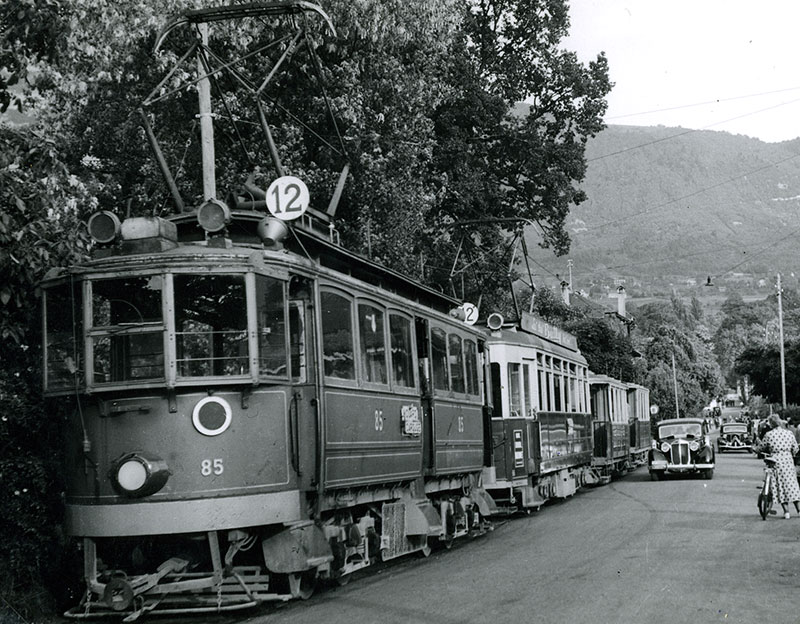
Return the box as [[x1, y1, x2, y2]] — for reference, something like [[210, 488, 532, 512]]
[[527, 125, 800, 284]]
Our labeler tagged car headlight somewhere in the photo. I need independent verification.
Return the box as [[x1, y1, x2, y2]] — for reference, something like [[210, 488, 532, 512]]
[[660, 442, 671, 453], [111, 452, 170, 498], [689, 441, 700, 451]]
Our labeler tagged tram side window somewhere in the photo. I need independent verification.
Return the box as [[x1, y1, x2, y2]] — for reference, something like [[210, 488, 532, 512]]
[[523, 362, 534, 417], [321, 291, 355, 380], [537, 355, 547, 411], [91, 276, 164, 383], [508, 363, 521, 417], [256, 275, 287, 377], [448, 334, 465, 393], [552, 360, 562, 412], [464, 339, 479, 396], [389, 314, 415, 388], [431, 327, 449, 391], [358, 303, 387, 384], [174, 274, 248, 377], [45, 281, 83, 390]]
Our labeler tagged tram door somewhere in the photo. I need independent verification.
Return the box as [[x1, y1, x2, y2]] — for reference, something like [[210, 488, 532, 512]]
[[288, 276, 317, 492], [416, 317, 435, 473]]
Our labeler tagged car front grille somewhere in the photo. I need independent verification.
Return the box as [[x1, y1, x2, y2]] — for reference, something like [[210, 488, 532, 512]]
[[670, 441, 690, 464]]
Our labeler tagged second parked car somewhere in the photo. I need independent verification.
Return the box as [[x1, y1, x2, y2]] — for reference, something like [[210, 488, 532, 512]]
[[717, 422, 753, 453]]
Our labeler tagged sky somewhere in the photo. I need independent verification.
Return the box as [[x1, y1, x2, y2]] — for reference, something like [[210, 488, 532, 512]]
[[563, 1, 800, 143]]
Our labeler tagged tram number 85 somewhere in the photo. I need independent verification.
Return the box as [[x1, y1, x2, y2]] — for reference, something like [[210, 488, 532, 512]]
[[201, 458, 224, 476]]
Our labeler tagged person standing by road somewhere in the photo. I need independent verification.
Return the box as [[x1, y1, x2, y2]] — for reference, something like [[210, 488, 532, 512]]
[[755, 414, 800, 519]]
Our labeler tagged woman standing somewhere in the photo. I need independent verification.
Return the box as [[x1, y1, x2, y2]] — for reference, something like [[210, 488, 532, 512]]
[[757, 414, 800, 519]]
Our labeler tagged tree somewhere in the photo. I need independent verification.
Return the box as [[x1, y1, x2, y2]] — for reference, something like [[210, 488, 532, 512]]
[[0, 124, 91, 616], [565, 317, 635, 382]]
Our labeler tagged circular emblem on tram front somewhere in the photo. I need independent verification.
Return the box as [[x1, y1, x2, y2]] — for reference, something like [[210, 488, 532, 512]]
[[192, 396, 233, 436]]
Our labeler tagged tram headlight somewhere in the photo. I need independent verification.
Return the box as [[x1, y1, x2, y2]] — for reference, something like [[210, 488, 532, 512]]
[[197, 198, 231, 233], [87, 211, 121, 244], [111, 452, 170, 498], [660, 442, 671, 453]]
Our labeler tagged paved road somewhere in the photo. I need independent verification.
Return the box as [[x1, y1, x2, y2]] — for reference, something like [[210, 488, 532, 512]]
[[237, 450, 800, 624]]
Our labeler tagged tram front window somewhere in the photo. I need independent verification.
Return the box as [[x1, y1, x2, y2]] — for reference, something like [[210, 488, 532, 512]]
[[174, 274, 248, 377], [256, 275, 288, 377], [91, 276, 164, 383], [44, 281, 83, 390]]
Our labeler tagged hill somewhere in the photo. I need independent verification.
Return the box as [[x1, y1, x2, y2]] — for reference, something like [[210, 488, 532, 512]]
[[525, 125, 800, 295]]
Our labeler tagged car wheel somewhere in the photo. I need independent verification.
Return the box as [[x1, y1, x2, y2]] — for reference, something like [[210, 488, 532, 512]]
[[703, 468, 714, 480], [650, 471, 663, 481]]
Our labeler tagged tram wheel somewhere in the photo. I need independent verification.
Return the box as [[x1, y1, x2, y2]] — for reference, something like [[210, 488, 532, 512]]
[[288, 569, 317, 600]]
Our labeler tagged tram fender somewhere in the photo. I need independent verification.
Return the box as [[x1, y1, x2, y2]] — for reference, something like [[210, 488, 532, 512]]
[[406, 500, 442, 536], [261, 522, 333, 573], [470, 487, 498, 516]]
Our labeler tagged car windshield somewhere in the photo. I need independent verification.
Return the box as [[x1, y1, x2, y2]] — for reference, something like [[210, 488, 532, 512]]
[[722, 424, 748, 434], [658, 423, 703, 439]]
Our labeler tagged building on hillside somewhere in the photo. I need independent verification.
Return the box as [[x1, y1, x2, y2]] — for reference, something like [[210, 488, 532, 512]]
[[563, 283, 634, 337]]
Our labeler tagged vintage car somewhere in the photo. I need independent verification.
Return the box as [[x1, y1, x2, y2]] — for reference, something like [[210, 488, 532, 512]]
[[716, 421, 753, 453], [649, 418, 715, 480]]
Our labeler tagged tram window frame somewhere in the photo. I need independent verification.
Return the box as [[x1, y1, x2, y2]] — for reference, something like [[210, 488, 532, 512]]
[[320, 289, 357, 384], [523, 361, 535, 417], [87, 274, 166, 386], [289, 300, 306, 383], [43, 279, 84, 393], [389, 312, 417, 392], [256, 274, 289, 380], [464, 339, 480, 397], [537, 354, 546, 412], [552, 371, 562, 411], [430, 326, 449, 392], [508, 362, 521, 418], [173, 273, 250, 379], [357, 300, 389, 388], [448, 333, 466, 394]]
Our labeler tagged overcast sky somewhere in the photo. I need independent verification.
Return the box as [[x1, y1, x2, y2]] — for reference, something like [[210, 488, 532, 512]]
[[563, 0, 800, 143]]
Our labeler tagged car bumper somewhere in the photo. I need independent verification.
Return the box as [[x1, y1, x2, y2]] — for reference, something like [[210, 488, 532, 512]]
[[718, 443, 750, 451], [649, 460, 714, 472]]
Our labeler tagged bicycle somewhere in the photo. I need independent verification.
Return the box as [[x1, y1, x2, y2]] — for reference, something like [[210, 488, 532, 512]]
[[758, 455, 777, 520]]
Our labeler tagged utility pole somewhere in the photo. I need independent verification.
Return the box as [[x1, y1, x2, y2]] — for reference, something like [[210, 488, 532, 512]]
[[672, 350, 680, 418], [197, 23, 216, 200], [778, 273, 787, 410], [567, 259, 574, 291]]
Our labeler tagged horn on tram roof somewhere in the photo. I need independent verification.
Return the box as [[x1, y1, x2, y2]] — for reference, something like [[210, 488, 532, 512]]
[[258, 216, 289, 247]]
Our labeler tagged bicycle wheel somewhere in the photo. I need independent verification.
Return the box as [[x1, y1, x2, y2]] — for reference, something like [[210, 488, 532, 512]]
[[759, 473, 773, 520], [758, 493, 770, 520]]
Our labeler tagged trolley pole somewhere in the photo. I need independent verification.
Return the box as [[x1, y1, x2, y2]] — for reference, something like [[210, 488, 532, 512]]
[[778, 273, 787, 410]]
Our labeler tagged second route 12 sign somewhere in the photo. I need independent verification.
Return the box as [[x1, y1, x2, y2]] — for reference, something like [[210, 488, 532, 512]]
[[266, 176, 309, 221]]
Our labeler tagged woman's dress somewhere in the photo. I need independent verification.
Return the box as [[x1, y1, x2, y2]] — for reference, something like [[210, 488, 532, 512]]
[[762, 427, 800, 504]]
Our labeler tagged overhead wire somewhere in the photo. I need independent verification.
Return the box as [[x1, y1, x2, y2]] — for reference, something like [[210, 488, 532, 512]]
[[607, 85, 800, 120]]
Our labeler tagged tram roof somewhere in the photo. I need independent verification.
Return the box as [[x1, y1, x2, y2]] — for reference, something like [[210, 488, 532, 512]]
[[53, 209, 465, 317], [486, 325, 588, 366]]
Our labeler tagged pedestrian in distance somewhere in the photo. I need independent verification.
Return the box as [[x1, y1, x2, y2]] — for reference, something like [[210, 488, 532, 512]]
[[754, 414, 800, 519]]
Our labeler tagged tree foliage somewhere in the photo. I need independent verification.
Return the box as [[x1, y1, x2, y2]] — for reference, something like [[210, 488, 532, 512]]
[[0, 125, 90, 615], [633, 299, 724, 420]]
